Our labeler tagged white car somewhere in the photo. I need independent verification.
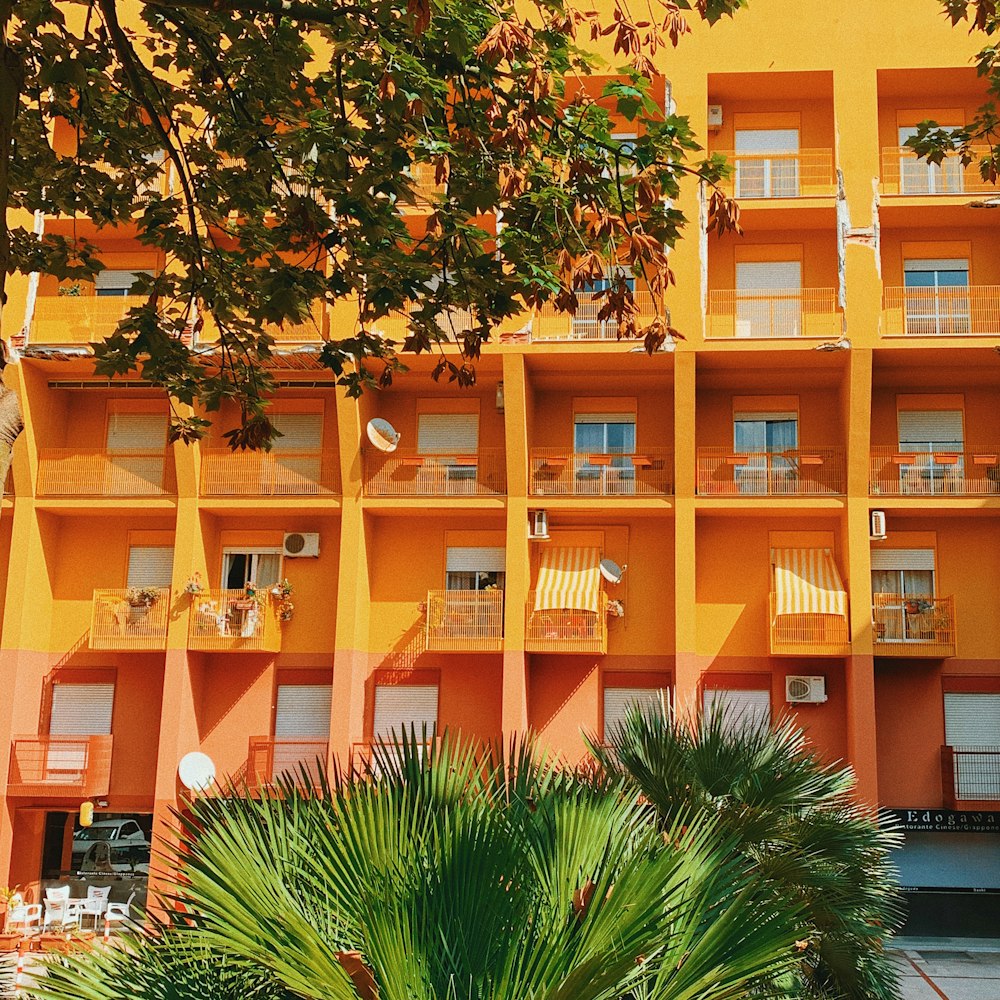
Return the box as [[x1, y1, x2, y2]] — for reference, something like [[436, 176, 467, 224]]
[[72, 818, 148, 863]]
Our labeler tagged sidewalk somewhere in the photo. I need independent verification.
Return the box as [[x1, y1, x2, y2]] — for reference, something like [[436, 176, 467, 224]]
[[893, 939, 1000, 1000]]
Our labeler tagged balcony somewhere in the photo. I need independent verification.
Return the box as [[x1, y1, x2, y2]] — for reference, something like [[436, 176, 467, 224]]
[[195, 303, 326, 344], [881, 286, 1000, 337], [530, 291, 656, 342], [90, 588, 171, 651], [942, 746, 1000, 808], [881, 146, 996, 196], [29, 295, 145, 345], [37, 449, 174, 497], [529, 449, 672, 497], [697, 447, 845, 496], [872, 594, 956, 658], [769, 594, 850, 656], [188, 590, 282, 653], [200, 449, 339, 496], [6, 735, 113, 798], [246, 737, 328, 791], [525, 594, 607, 654], [715, 149, 835, 198], [870, 447, 1000, 496], [424, 589, 503, 652], [706, 289, 841, 339], [362, 448, 505, 497]]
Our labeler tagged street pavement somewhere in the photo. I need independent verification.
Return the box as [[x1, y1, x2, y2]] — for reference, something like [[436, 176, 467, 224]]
[[894, 940, 1000, 1000]]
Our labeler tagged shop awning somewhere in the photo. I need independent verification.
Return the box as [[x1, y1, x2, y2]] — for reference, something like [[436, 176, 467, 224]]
[[771, 548, 846, 617], [533, 547, 602, 614]]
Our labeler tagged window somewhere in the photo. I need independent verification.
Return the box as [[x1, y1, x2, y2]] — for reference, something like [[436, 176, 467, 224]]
[[897, 408, 964, 493], [50, 683, 115, 736], [898, 126, 963, 194], [943, 692, 1000, 801], [445, 547, 505, 591], [272, 684, 331, 783], [104, 410, 168, 495], [603, 687, 668, 742], [270, 411, 324, 492], [372, 684, 439, 745], [871, 548, 936, 642], [703, 687, 771, 732], [574, 413, 636, 494], [416, 413, 480, 493], [735, 128, 800, 198], [222, 549, 282, 590], [733, 410, 798, 493], [126, 546, 173, 588], [903, 259, 970, 335], [572, 269, 635, 339], [94, 270, 152, 297], [735, 261, 802, 338]]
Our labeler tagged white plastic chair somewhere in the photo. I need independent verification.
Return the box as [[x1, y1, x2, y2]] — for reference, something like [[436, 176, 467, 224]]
[[42, 884, 81, 931], [104, 891, 136, 932], [6, 892, 42, 934], [80, 885, 112, 929]]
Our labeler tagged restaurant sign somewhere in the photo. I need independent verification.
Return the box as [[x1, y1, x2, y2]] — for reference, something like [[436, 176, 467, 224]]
[[886, 808, 1000, 833]]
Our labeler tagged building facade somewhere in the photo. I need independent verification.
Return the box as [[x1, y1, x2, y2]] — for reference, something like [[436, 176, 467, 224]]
[[1, 0, 999, 936]]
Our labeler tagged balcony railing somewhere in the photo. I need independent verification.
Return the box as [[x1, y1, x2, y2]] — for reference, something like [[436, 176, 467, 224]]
[[37, 449, 174, 497], [29, 295, 146, 345], [525, 593, 607, 654], [362, 448, 505, 497], [90, 588, 171, 651], [531, 291, 655, 341], [872, 593, 956, 658], [769, 593, 850, 656], [246, 737, 328, 790], [697, 447, 845, 496], [529, 449, 673, 496], [200, 449, 339, 496], [881, 146, 997, 196], [881, 286, 1000, 337], [367, 303, 480, 341], [425, 589, 503, 652], [716, 149, 835, 198], [188, 590, 282, 652], [870, 447, 1000, 496], [7, 735, 113, 798], [942, 746, 1000, 807], [706, 289, 841, 339], [350, 738, 442, 775]]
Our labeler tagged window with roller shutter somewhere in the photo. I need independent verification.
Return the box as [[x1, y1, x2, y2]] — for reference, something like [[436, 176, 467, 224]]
[[416, 413, 478, 454], [272, 684, 332, 782], [445, 547, 505, 590], [270, 412, 324, 492], [603, 687, 668, 742], [372, 684, 438, 744], [50, 683, 115, 736], [105, 411, 168, 495], [126, 546, 173, 588], [734, 129, 800, 198], [894, 409, 964, 495], [703, 688, 771, 732], [943, 693, 1000, 801], [735, 261, 802, 338]]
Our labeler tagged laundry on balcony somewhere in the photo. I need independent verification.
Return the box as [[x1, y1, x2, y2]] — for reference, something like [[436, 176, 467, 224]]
[[533, 546, 602, 614]]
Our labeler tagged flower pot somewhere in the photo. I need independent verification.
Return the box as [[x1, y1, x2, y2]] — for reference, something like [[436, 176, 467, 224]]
[[0, 931, 21, 951]]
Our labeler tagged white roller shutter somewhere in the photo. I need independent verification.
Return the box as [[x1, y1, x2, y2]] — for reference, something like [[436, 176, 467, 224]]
[[417, 414, 478, 454], [446, 547, 505, 573], [275, 685, 332, 738], [95, 270, 150, 293], [574, 413, 636, 425], [106, 412, 167, 451], [904, 259, 969, 273], [870, 548, 935, 571], [897, 411, 964, 447], [703, 688, 771, 730], [49, 683, 115, 735], [736, 261, 802, 290], [944, 693, 1000, 745], [373, 685, 438, 742], [127, 546, 173, 587], [272, 412, 323, 451], [603, 687, 667, 741], [735, 129, 799, 153]]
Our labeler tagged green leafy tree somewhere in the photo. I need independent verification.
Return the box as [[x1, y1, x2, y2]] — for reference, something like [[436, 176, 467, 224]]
[[591, 706, 905, 1000], [31, 733, 803, 1000], [0, 0, 745, 453]]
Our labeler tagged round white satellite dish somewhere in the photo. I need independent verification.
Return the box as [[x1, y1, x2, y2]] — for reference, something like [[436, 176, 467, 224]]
[[178, 751, 216, 792], [600, 558, 626, 585], [367, 418, 401, 453]]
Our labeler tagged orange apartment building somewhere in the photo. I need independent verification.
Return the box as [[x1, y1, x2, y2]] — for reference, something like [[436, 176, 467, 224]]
[[1, 0, 999, 937]]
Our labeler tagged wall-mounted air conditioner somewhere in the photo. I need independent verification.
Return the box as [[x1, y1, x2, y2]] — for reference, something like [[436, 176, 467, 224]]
[[785, 675, 827, 704], [528, 510, 549, 540], [283, 532, 320, 558], [870, 510, 887, 541], [707, 104, 723, 128]]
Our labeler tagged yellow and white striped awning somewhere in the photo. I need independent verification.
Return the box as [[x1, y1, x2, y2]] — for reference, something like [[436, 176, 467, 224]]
[[534, 547, 602, 614], [771, 548, 847, 617]]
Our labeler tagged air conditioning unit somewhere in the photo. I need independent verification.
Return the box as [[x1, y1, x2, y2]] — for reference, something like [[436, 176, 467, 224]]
[[785, 675, 827, 704], [870, 510, 887, 540], [707, 104, 723, 128], [528, 510, 549, 540], [283, 532, 320, 558]]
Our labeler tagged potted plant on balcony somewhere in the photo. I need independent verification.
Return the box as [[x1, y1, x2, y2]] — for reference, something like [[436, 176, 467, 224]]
[[0, 886, 23, 950], [903, 598, 932, 616], [125, 587, 161, 609], [270, 579, 295, 622], [606, 598, 625, 619]]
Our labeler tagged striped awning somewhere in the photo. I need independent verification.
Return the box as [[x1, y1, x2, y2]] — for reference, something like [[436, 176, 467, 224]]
[[534, 547, 602, 614], [771, 548, 847, 617]]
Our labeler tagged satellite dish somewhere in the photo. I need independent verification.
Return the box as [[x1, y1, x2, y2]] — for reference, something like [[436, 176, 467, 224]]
[[178, 751, 216, 792], [367, 418, 400, 453], [600, 558, 626, 585]]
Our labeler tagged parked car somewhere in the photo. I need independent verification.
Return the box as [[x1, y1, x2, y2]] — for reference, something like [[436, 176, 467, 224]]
[[71, 819, 148, 868]]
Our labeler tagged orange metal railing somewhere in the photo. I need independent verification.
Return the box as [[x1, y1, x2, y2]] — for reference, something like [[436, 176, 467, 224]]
[[7, 735, 113, 798], [706, 288, 841, 339], [872, 593, 956, 658], [425, 589, 503, 652], [362, 447, 505, 497], [90, 588, 171, 651], [881, 286, 1000, 337], [200, 449, 339, 496], [870, 447, 1000, 496], [529, 449, 673, 496], [37, 449, 174, 497], [94, 158, 170, 203], [697, 447, 846, 496], [188, 590, 282, 652], [29, 295, 147, 345], [769, 593, 850, 656], [881, 146, 997, 196], [350, 737, 442, 775], [525, 592, 607, 654], [195, 303, 327, 344], [941, 745, 1000, 807], [246, 737, 328, 790], [531, 291, 655, 341], [715, 149, 835, 198]]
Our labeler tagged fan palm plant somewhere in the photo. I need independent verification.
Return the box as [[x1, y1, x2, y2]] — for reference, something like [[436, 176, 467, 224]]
[[31, 732, 806, 1000], [591, 704, 904, 1000]]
